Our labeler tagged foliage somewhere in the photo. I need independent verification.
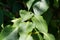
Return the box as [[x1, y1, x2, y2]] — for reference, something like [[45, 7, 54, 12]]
[[0, 0, 60, 40]]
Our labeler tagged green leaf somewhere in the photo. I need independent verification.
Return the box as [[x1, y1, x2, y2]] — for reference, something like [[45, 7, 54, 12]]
[[19, 10, 34, 21], [19, 22, 35, 40], [26, 0, 35, 10], [38, 33, 43, 40], [26, 35, 33, 40], [31, 32, 43, 40], [44, 33, 55, 40], [19, 34, 33, 40], [12, 18, 22, 27], [0, 25, 18, 40], [33, 0, 49, 15], [19, 22, 35, 34], [32, 15, 48, 33]]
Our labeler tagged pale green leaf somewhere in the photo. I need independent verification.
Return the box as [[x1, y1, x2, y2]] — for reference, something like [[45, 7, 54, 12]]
[[32, 15, 48, 33], [31, 32, 43, 40], [44, 33, 55, 40], [19, 34, 27, 40], [33, 0, 49, 15], [38, 33, 43, 40], [26, 35, 33, 40], [12, 18, 22, 27], [19, 10, 34, 21], [19, 22, 35, 34], [3, 27, 18, 40], [19, 34, 33, 40], [26, 0, 35, 10], [18, 22, 35, 40], [0, 25, 18, 40]]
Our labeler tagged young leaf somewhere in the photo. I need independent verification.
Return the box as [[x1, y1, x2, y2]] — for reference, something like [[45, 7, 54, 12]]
[[31, 32, 43, 40], [19, 22, 35, 40], [19, 22, 35, 34], [19, 34, 33, 40], [26, 35, 33, 40], [19, 10, 34, 22], [32, 15, 48, 33], [0, 25, 18, 40], [3, 27, 18, 40], [33, 0, 49, 15], [44, 33, 55, 40], [26, 0, 35, 10], [38, 34, 43, 40], [12, 18, 22, 27]]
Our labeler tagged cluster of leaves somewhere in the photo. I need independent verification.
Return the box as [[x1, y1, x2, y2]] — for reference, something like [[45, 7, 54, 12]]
[[0, 0, 60, 40]]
